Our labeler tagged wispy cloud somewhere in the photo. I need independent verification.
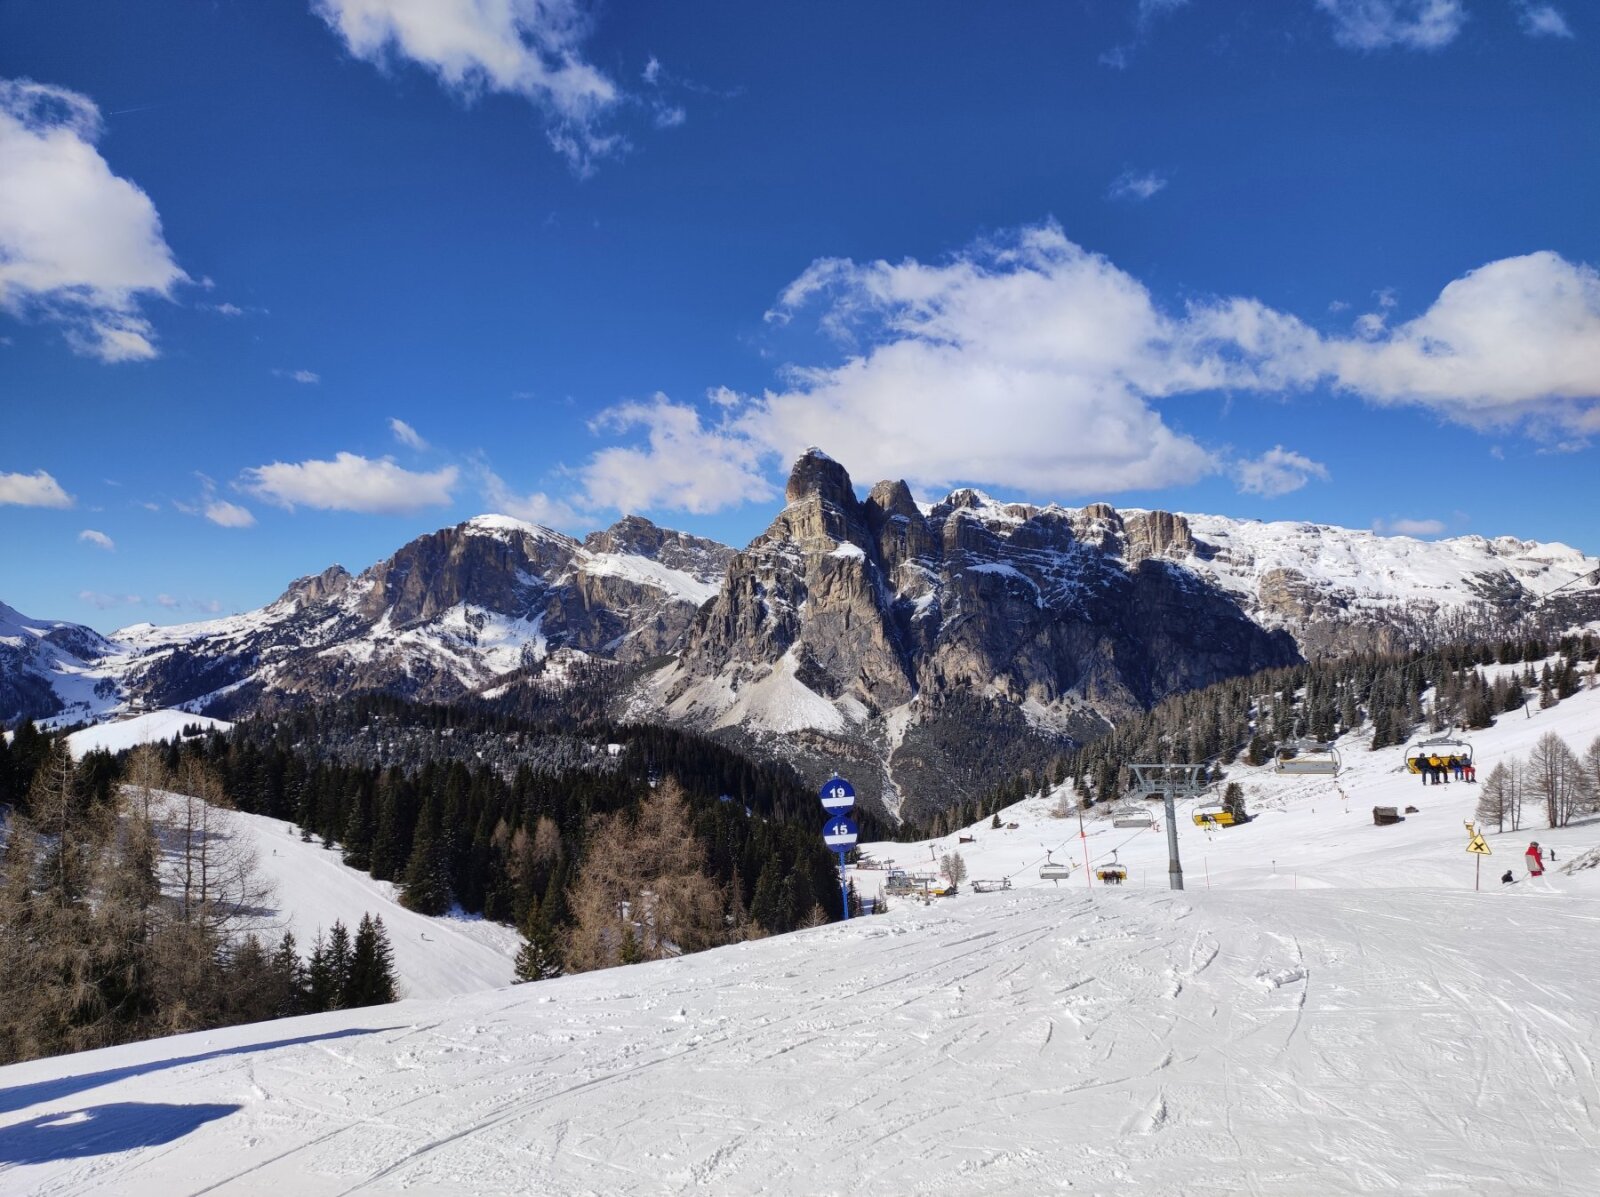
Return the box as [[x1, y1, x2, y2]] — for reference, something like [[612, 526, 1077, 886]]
[[1234, 447, 1330, 497], [78, 590, 142, 610], [275, 368, 320, 384], [1314, 0, 1466, 51], [78, 528, 115, 551], [241, 451, 458, 514], [1107, 169, 1169, 202], [1516, 3, 1573, 38], [0, 468, 74, 508], [0, 78, 187, 361], [204, 499, 256, 528], [390, 417, 428, 450], [312, 0, 627, 176], [1373, 516, 1447, 535], [476, 462, 583, 528]]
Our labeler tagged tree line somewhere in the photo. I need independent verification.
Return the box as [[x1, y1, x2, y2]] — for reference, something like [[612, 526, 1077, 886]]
[[0, 740, 397, 1064]]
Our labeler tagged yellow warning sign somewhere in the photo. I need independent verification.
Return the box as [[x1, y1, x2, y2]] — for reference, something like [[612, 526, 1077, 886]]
[[1467, 833, 1492, 856]]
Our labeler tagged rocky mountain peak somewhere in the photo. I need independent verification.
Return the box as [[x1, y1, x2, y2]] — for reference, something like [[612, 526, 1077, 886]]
[[280, 564, 353, 607], [582, 516, 735, 582], [785, 448, 857, 511]]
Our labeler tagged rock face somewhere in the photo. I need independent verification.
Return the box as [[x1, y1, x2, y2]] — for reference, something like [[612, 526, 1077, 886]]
[[654, 452, 1299, 821], [106, 515, 734, 717]]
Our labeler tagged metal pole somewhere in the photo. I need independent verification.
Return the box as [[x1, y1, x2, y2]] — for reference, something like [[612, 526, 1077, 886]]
[[1164, 788, 1184, 890], [838, 851, 850, 920], [1077, 800, 1092, 887], [1475, 853, 1480, 893]]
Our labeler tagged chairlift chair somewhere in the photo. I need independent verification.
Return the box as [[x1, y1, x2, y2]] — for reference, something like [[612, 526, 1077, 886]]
[[1192, 800, 1237, 828], [1039, 851, 1072, 884], [1111, 801, 1157, 829], [1273, 740, 1342, 776], [1405, 733, 1474, 774]]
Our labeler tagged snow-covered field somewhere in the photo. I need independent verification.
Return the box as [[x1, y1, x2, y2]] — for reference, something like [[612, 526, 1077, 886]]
[[1, 684, 1597, 1194]]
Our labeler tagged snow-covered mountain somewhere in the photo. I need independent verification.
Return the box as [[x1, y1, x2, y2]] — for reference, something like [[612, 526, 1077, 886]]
[[637, 450, 1600, 819], [4, 452, 1596, 817], [0, 601, 122, 727], [3, 683, 1599, 1194], [1, 515, 733, 728]]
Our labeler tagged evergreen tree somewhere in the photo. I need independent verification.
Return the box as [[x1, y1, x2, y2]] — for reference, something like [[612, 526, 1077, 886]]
[[345, 914, 398, 1006]]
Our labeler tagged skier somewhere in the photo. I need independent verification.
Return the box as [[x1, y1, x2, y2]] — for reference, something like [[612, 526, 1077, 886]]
[[1428, 754, 1445, 785], [1501, 869, 1515, 884], [1525, 841, 1544, 878]]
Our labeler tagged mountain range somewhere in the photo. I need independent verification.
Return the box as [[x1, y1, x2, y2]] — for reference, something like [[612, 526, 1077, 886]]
[[5, 449, 1597, 819]]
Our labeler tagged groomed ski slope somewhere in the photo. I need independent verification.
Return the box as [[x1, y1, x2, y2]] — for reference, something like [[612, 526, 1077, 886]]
[[0, 887, 1596, 1195], [0, 682, 1596, 1194]]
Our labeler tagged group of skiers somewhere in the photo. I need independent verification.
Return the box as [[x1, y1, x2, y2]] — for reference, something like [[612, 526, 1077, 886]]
[[1501, 841, 1553, 884], [1415, 753, 1475, 784]]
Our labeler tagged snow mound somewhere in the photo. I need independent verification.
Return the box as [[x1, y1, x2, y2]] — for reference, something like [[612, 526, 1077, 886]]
[[66, 710, 233, 759]]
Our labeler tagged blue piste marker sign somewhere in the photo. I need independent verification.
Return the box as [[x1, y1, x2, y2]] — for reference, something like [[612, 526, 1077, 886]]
[[821, 776, 858, 919], [819, 777, 856, 812]]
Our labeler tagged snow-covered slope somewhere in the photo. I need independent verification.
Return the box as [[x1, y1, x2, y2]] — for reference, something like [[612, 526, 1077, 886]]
[[2, 682, 1599, 1193], [0, 885, 1596, 1192], [855, 666, 1600, 899], [232, 807, 520, 1000], [64, 710, 233, 759]]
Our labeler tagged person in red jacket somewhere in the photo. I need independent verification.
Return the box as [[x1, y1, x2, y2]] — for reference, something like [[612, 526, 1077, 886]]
[[1525, 841, 1544, 877]]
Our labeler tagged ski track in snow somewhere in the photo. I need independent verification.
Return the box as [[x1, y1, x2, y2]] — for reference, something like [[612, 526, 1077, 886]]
[[2, 887, 1599, 1195]]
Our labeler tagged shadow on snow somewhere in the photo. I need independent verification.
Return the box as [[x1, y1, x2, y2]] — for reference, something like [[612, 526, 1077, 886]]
[[0, 1101, 241, 1164], [0, 1026, 394, 1117]]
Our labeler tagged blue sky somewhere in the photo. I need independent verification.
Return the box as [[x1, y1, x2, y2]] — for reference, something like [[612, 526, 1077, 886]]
[[2, 0, 1596, 631]]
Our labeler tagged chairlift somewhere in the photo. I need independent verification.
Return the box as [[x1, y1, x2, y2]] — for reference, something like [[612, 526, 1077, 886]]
[[1192, 800, 1238, 828], [971, 877, 1012, 893], [1404, 732, 1474, 774], [1039, 851, 1072, 885], [1095, 866, 1128, 885], [1110, 801, 1156, 829], [1273, 740, 1342, 776]]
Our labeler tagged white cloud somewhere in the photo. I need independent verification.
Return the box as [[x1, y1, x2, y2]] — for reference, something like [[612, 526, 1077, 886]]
[[204, 499, 256, 528], [276, 368, 320, 384], [0, 468, 73, 507], [563, 224, 1600, 514], [0, 79, 187, 362], [1374, 516, 1446, 535], [390, 417, 429, 450], [1314, 0, 1466, 50], [1327, 252, 1600, 430], [477, 464, 583, 527], [1107, 170, 1169, 202], [579, 396, 778, 515], [1517, 3, 1573, 38], [1233, 447, 1331, 497], [241, 451, 458, 513], [78, 590, 141, 610], [77, 528, 115, 550], [312, 0, 623, 175]]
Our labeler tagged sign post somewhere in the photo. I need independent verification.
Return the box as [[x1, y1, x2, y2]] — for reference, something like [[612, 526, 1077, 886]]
[[820, 777, 858, 919], [1465, 820, 1492, 891]]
